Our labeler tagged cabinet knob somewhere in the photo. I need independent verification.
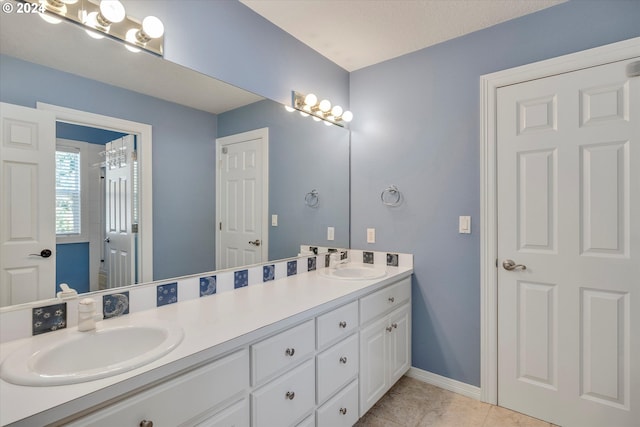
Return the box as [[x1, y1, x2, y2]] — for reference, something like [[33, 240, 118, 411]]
[[340, 356, 348, 364], [339, 320, 347, 328], [386, 326, 393, 332], [339, 407, 348, 415], [286, 391, 295, 400], [139, 421, 154, 427], [285, 347, 295, 356], [388, 297, 395, 303], [392, 323, 398, 329]]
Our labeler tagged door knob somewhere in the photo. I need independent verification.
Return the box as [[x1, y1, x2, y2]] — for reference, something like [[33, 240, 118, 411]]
[[248, 239, 261, 246], [104, 237, 111, 243], [502, 259, 526, 271], [29, 249, 52, 258]]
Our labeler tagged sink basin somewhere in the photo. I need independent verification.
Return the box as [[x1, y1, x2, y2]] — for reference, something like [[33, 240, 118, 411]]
[[1, 323, 184, 386], [320, 263, 387, 280]]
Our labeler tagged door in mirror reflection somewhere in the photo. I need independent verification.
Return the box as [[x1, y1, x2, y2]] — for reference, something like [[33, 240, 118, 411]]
[[217, 129, 269, 269], [104, 135, 137, 288]]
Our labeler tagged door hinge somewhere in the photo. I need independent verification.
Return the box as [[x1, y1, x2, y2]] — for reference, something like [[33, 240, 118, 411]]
[[222, 147, 228, 154], [219, 222, 222, 231], [496, 258, 498, 268], [132, 224, 139, 233], [131, 150, 137, 161]]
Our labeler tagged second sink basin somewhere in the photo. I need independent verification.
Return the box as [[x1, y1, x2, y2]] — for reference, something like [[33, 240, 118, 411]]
[[1, 322, 184, 386], [320, 263, 387, 280]]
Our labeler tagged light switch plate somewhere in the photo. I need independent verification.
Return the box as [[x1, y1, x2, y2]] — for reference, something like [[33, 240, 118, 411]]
[[459, 216, 471, 234], [327, 226, 335, 241], [367, 228, 376, 243], [271, 214, 278, 227]]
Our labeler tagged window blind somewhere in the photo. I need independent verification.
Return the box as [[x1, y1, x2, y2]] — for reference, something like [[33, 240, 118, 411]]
[[55, 148, 81, 235]]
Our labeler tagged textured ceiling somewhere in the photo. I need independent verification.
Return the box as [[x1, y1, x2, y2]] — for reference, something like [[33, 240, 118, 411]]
[[240, 0, 567, 71]]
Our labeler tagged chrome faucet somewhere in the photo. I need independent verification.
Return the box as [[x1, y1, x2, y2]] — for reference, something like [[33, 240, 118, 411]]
[[329, 250, 348, 268]]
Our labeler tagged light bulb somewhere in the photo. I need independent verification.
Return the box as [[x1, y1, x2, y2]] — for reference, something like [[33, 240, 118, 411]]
[[284, 106, 295, 112], [318, 99, 331, 112], [324, 121, 332, 126], [99, 0, 125, 23], [313, 116, 321, 122], [299, 111, 309, 117], [331, 105, 343, 117], [304, 93, 317, 107], [341, 111, 353, 122], [61, 0, 78, 3], [142, 16, 164, 38], [125, 28, 141, 52], [85, 11, 99, 27]]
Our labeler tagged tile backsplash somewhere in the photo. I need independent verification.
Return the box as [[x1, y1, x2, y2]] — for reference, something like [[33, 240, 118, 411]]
[[2, 249, 412, 342]]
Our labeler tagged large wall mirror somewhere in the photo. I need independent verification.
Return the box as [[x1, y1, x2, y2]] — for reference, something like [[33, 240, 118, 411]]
[[0, 9, 350, 309]]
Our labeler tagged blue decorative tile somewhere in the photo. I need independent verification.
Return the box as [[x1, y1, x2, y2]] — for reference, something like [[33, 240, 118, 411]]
[[32, 303, 66, 335], [200, 276, 217, 296], [103, 292, 129, 319], [386, 253, 399, 267], [287, 260, 297, 276], [324, 254, 331, 268], [310, 246, 319, 255], [157, 282, 178, 307], [307, 257, 317, 271], [263, 265, 275, 282], [363, 251, 374, 264], [234, 270, 248, 289], [340, 250, 348, 261]]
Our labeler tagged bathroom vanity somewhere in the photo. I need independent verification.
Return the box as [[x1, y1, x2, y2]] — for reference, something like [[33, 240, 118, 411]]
[[0, 263, 412, 427]]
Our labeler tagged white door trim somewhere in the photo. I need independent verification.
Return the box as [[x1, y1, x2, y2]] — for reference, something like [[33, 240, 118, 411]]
[[479, 37, 640, 404], [215, 127, 269, 269], [36, 102, 154, 284]]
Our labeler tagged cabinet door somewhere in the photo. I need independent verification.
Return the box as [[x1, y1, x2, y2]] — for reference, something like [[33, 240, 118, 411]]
[[359, 316, 388, 415], [388, 303, 411, 385], [193, 397, 249, 427]]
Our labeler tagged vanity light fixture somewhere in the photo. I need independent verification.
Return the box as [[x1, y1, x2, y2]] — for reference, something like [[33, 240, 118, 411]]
[[291, 91, 353, 127], [23, 0, 165, 56]]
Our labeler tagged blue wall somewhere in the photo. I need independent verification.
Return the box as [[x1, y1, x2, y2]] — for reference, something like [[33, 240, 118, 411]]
[[0, 55, 218, 281], [124, 0, 350, 108], [349, 0, 640, 386], [218, 99, 350, 258], [57, 122, 126, 144], [55, 243, 90, 294]]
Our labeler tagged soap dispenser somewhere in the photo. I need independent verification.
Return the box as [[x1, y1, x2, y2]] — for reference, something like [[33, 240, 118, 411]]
[[78, 298, 101, 332]]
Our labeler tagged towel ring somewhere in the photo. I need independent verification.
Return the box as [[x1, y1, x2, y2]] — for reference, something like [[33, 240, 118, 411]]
[[305, 189, 319, 208], [381, 185, 402, 207]]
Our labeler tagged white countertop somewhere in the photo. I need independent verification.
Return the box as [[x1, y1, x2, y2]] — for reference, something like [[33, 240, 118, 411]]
[[0, 266, 412, 426]]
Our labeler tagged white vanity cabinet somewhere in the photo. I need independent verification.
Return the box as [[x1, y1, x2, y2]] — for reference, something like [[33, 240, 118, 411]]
[[66, 349, 250, 427], [359, 277, 412, 415]]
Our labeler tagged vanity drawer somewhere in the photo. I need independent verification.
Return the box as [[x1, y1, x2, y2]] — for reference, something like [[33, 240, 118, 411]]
[[251, 319, 315, 386], [251, 359, 315, 427], [67, 349, 249, 427], [360, 277, 411, 325], [316, 333, 359, 404], [316, 379, 359, 427], [194, 397, 249, 427], [316, 300, 358, 349]]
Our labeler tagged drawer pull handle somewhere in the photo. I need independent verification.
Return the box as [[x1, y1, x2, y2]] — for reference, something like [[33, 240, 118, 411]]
[[340, 356, 348, 364], [339, 408, 348, 415], [388, 297, 395, 303], [285, 348, 295, 356], [286, 391, 295, 400], [339, 321, 347, 328], [386, 326, 393, 332], [139, 421, 154, 427], [392, 323, 398, 329]]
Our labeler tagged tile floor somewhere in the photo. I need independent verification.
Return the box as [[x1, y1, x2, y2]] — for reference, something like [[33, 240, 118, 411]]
[[355, 376, 559, 427]]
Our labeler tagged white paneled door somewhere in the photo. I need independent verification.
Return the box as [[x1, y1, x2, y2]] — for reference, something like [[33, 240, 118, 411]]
[[104, 135, 136, 288], [497, 59, 639, 426], [216, 128, 268, 269], [0, 102, 56, 307]]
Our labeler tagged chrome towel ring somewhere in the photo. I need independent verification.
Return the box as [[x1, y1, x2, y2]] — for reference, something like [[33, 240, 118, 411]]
[[305, 189, 319, 207], [381, 185, 402, 207]]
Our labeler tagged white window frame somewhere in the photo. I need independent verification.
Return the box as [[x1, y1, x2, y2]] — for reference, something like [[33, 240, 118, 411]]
[[55, 139, 87, 243]]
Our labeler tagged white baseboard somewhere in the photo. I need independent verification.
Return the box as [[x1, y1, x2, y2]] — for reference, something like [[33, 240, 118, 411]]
[[406, 366, 482, 401]]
